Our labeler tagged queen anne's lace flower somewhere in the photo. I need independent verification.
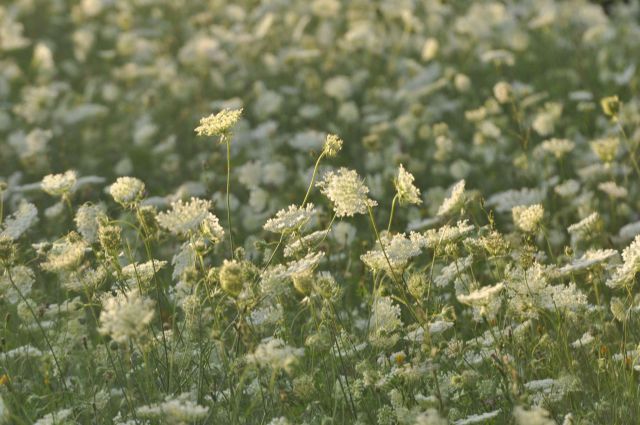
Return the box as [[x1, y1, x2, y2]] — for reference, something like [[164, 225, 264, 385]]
[[607, 235, 640, 289], [75, 203, 106, 243], [99, 289, 155, 343], [361, 232, 426, 273], [194, 108, 243, 138], [137, 393, 209, 423], [540, 138, 575, 159], [322, 134, 343, 157], [394, 164, 421, 205], [457, 283, 504, 306], [264, 204, 316, 234], [437, 180, 465, 216], [157, 197, 221, 237], [41, 236, 87, 272], [246, 337, 304, 373], [109, 177, 145, 207], [0, 201, 38, 240], [41, 170, 77, 196], [317, 168, 377, 217], [512, 204, 544, 232]]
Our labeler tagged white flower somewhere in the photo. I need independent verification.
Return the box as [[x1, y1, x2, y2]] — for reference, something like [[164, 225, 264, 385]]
[[558, 249, 618, 274], [493, 81, 512, 103], [0, 266, 34, 304], [246, 337, 304, 373], [598, 181, 627, 198], [137, 393, 209, 423], [41, 236, 87, 272], [512, 204, 544, 232], [119, 260, 167, 288], [486, 188, 545, 213], [41, 170, 77, 196], [75, 202, 106, 243], [99, 289, 155, 343], [457, 283, 504, 306], [454, 410, 501, 425], [0, 201, 38, 240], [370, 296, 402, 341], [317, 168, 377, 217], [322, 134, 343, 157], [394, 164, 421, 205], [194, 108, 243, 138], [157, 197, 218, 236], [109, 176, 145, 207], [607, 235, 640, 289], [437, 180, 466, 216], [264, 204, 316, 234], [361, 232, 426, 273], [540, 138, 575, 159], [34, 408, 73, 425], [513, 406, 556, 425], [567, 212, 601, 239]]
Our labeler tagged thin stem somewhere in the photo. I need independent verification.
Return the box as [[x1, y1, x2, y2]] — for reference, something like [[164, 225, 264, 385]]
[[617, 121, 640, 180], [4, 266, 70, 397], [366, 205, 401, 287], [387, 195, 398, 232], [224, 136, 234, 256], [302, 153, 324, 207]]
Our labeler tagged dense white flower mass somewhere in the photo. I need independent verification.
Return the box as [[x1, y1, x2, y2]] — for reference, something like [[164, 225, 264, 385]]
[[2, 0, 640, 422], [317, 168, 377, 217]]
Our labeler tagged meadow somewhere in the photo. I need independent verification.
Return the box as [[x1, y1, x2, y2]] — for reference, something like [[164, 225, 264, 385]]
[[1, 0, 640, 424]]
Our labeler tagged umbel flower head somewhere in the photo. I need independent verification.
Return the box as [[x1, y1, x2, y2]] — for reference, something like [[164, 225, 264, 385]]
[[157, 197, 224, 239], [512, 204, 544, 233], [109, 176, 145, 207], [41, 170, 77, 197], [394, 164, 421, 205], [195, 108, 243, 139], [322, 134, 343, 157], [600, 95, 620, 121], [99, 289, 155, 343], [317, 167, 377, 217]]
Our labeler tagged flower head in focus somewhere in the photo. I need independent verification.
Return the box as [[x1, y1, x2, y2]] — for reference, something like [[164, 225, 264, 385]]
[[394, 164, 421, 206], [195, 108, 243, 140], [317, 168, 377, 217]]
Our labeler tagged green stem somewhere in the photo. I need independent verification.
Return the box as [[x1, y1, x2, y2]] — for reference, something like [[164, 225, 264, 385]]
[[387, 195, 398, 232], [302, 153, 325, 207], [4, 266, 70, 397], [617, 121, 640, 180], [225, 136, 234, 256], [367, 205, 401, 287]]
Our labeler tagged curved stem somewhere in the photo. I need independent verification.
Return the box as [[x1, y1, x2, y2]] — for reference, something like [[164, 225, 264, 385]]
[[387, 195, 398, 232], [302, 153, 324, 207]]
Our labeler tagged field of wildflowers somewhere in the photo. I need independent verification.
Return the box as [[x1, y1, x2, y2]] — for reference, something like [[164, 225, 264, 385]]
[[1, 0, 640, 424]]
